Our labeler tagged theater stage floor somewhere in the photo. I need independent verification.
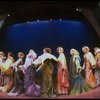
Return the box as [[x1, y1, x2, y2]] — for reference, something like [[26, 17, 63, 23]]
[[0, 86, 100, 99]]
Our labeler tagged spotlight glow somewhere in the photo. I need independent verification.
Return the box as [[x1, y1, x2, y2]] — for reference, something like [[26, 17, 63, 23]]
[[50, 19, 52, 21], [79, 9, 81, 12], [8, 14, 10, 17], [37, 20, 40, 22], [76, 8, 79, 11], [27, 21, 29, 23]]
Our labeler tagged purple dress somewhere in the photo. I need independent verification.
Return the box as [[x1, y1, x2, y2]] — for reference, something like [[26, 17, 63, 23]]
[[23, 51, 41, 96], [24, 65, 41, 96]]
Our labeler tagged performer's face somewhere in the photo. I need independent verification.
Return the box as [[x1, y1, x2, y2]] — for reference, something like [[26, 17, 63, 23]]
[[58, 48, 63, 54], [8, 53, 10, 57], [18, 54, 21, 58], [0, 53, 4, 58], [43, 49, 46, 53], [84, 49, 89, 53]]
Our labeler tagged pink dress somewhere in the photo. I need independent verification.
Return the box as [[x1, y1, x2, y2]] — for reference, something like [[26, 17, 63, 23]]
[[57, 53, 69, 95]]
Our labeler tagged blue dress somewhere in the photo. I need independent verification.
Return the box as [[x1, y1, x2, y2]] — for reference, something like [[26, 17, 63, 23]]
[[70, 73, 91, 95]]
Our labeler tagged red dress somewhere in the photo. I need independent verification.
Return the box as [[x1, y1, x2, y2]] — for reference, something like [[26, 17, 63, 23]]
[[83, 52, 96, 88]]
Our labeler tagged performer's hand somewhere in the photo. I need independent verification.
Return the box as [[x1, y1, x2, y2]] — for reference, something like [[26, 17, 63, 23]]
[[33, 64, 37, 68], [93, 65, 95, 68], [82, 67, 85, 70], [36, 69, 39, 72], [14, 66, 17, 72], [20, 66, 26, 74], [75, 75, 78, 78], [22, 70, 26, 74]]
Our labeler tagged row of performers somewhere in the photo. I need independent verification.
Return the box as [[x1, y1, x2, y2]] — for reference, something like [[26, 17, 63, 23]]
[[0, 46, 100, 97]]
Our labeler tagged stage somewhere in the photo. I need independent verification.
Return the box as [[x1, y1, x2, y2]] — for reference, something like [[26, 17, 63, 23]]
[[0, 1, 100, 99], [0, 86, 100, 99]]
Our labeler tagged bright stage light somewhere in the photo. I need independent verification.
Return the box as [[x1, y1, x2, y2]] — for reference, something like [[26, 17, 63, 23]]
[[76, 8, 79, 11], [8, 14, 10, 17], [37, 20, 40, 22], [99, 3, 100, 6], [97, 1, 100, 6], [27, 21, 29, 23], [50, 19, 52, 21]]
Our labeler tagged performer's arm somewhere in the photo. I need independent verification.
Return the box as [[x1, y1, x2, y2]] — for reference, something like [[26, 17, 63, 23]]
[[36, 64, 43, 72], [19, 65, 26, 74], [89, 53, 96, 68]]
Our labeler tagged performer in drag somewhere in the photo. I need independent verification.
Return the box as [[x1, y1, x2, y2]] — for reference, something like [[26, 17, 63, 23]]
[[0, 51, 6, 86], [23, 49, 41, 97], [0, 52, 14, 93], [56, 47, 69, 95], [32, 48, 58, 97], [82, 46, 96, 88], [7, 52, 25, 96], [94, 47, 100, 86], [69, 49, 91, 95]]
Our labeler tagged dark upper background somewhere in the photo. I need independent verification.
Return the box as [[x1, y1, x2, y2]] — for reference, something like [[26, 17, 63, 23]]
[[0, 1, 99, 26]]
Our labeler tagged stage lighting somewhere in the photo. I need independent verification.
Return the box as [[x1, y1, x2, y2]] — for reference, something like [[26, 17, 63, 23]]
[[8, 14, 10, 17], [76, 8, 81, 12], [50, 19, 52, 21], [37, 20, 40, 22], [27, 21, 29, 23], [79, 9, 81, 12], [97, 1, 100, 6], [99, 3, 100, 6], [76, 8, 79, 11], [59, 19, 62, 21]]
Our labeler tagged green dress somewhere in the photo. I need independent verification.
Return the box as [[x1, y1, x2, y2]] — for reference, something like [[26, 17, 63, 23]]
[[40, 59, 57, 97]]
